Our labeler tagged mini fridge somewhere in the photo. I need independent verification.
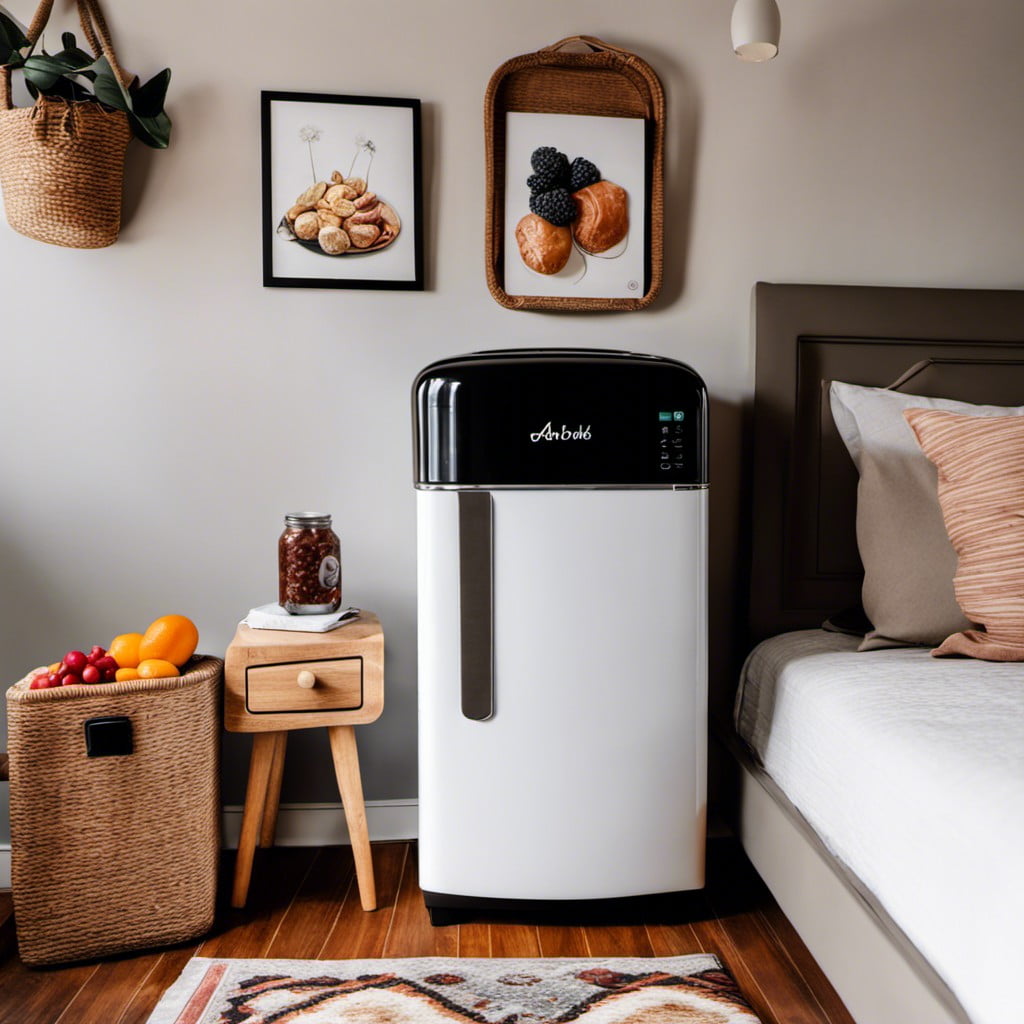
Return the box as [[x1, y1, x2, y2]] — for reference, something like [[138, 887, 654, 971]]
[[413, 349, 708, 922]]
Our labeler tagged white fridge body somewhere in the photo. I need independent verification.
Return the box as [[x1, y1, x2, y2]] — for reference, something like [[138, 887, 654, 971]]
[[418, 487, 706, 901], [413, 349, 708, 914]]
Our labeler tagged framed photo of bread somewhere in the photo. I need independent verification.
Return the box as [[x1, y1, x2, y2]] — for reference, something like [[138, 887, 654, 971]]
[[484, 37, 664, 312], [261, 91, 423, 290]]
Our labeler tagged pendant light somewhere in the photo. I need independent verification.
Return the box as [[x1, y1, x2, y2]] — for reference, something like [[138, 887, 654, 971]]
[[731, 0, 781, 62]]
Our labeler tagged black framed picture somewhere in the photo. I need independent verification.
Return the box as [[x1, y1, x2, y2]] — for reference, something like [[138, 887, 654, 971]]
[[261, 91, 423, 290]]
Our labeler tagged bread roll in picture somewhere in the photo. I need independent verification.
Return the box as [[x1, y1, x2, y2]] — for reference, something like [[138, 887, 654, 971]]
[[516, 213, 572, 275], [572, 180, 628, 253]]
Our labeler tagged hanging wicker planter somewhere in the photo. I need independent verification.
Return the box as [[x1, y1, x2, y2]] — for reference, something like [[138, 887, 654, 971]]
[[0, 0, 147, 248]]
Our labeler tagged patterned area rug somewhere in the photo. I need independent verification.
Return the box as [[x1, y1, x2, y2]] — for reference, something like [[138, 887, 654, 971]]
[[146, 955, 763, 1023]]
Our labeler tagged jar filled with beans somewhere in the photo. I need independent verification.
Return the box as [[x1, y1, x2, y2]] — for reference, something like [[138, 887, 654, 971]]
[[278, 513, 342, 614]]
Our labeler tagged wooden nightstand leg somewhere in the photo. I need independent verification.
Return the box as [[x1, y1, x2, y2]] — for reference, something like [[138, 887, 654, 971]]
[[259, 732, 288, 848], [232, 732, 279, 909], [327, 725, 376, 911]]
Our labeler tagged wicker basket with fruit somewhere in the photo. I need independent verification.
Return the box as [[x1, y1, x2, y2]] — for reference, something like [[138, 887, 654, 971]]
[[6, 615, 221, 966]]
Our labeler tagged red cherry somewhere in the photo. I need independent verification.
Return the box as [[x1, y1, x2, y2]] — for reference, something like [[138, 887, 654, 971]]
[[29, 675, 49, 690], [94, 655, 118, 674], [62, 673, 83, 686], [103, 667, 117, 682], [63, 650, 87, 673], [58, 662, 70, 677], [81, 664, 101, 684], [47, 672, 62, 687], [89, 644, 106, 660]]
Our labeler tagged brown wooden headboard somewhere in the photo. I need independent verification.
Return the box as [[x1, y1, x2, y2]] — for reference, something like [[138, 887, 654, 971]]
[[749, 283, 1024, 641]]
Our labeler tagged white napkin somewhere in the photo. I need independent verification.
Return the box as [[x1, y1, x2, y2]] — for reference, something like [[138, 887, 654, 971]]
[[242, 603, 361, 633]]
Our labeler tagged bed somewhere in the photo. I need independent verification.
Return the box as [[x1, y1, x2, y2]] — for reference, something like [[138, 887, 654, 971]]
[[728, 283, 1024, 1024]]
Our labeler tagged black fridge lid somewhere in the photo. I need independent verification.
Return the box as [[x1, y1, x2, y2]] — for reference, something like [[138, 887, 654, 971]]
[[416, 348, 679, 373], [413, 349, 708, 488]]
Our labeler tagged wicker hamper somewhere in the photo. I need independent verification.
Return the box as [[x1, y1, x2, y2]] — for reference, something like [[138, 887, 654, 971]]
[[5, 657, 222, 966]]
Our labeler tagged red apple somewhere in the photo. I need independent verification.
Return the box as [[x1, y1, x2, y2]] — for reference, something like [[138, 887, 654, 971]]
[[47, 672, 61, 687], [87, 645, 106, 664], [62, 673, 82, 686], [63, 650, 87, 674], [94, 655, 118, 675], [57, 662, 70, 677], [81, 664, 101, 684]]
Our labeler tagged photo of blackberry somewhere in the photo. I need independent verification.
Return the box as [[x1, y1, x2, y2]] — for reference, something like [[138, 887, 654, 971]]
[[569, 156, 601, 192], [527, 171, 558, 194], [529, 146, 569, 191], [529, 187, 576, 227]]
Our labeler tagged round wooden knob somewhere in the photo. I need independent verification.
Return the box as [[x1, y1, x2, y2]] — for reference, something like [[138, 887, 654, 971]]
[[297, 670, 316, 689]]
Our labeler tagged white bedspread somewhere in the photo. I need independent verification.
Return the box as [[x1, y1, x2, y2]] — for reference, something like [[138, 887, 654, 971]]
[[734, 629, 1024, 1024]]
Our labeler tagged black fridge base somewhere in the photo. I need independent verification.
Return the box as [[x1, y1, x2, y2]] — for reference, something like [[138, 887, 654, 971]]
[[422, 888, 709, 928]]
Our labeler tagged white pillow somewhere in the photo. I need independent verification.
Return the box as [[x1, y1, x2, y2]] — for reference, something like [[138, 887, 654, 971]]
[[829, 381, 1024, 650]]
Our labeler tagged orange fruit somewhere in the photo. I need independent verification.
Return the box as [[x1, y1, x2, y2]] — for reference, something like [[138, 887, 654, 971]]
[[115, 667, 140, 681], [108, 632, 144, 669], [138, 614, 198, 667], [137, 659, 180, 679]]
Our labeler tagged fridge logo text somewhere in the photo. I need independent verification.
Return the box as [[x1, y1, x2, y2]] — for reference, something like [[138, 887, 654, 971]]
[[529, 422, 593, 442]]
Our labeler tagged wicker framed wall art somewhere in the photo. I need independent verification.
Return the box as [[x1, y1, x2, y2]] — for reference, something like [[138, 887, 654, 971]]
[[485, 36, 665, 312]]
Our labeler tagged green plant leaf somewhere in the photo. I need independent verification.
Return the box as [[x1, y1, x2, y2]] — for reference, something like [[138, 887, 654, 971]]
[[93, 72, 126, 109], [130, 67, 170, 118], [129, 108, 171, 148], [91, 62, 128, 111], [0, 10, 29, 63], [37, 74, 93, 102], [55, 45, 95, 69], [25, 52, 93, 76], [22, 56, 63, 90]]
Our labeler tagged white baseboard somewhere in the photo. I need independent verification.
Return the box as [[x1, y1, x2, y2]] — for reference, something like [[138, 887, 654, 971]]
[[221, 798, 418, 850], [0, 800, 418, 891]]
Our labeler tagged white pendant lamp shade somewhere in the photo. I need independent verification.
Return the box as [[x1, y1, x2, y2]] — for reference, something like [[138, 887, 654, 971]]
[[731, 0, 781, 62]]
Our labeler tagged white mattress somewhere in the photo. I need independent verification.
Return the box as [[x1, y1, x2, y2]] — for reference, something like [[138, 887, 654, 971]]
[[734, 629, 1024, 1024]]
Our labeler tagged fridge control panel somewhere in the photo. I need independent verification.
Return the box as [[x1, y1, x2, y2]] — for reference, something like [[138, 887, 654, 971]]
[[657, 412, 688, 474]]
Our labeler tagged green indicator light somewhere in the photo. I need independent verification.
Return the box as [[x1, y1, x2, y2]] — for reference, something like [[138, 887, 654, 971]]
[[658, 411, 672, 421], [673, 411, 685, 421]]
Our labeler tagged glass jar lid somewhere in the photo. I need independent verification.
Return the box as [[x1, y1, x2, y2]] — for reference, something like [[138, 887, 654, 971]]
[[284, 513, 332, 529]]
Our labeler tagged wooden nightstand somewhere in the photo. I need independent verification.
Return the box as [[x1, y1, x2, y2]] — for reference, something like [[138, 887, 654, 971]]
[[224, 612, 384, 910]]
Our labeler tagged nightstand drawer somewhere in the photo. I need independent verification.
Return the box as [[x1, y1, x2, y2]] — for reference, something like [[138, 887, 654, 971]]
[[246, 657, 363, 714]]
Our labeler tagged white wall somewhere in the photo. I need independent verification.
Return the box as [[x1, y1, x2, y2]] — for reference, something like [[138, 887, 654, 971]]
[[3, 0, 1023, 842]]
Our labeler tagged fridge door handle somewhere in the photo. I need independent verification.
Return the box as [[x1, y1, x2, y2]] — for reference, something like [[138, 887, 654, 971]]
[[458, 490, 493, 721]]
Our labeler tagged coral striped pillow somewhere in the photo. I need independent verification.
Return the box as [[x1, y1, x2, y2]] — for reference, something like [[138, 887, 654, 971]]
[[904, 409, 1024, 660]]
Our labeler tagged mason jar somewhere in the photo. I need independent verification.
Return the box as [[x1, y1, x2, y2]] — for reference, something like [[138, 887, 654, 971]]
[[278, 513, 342, 614]]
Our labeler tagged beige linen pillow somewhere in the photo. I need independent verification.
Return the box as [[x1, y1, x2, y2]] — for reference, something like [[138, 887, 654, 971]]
[[829, 382, 1024, 650], [904, 409, 1024, 661]]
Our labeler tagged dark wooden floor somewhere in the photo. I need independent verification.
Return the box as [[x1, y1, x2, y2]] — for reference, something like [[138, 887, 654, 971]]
[[0, 840, 854, 1024]]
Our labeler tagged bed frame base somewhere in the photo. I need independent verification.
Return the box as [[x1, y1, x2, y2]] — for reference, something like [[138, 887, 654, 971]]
[[732, 743, 968, 1024]]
